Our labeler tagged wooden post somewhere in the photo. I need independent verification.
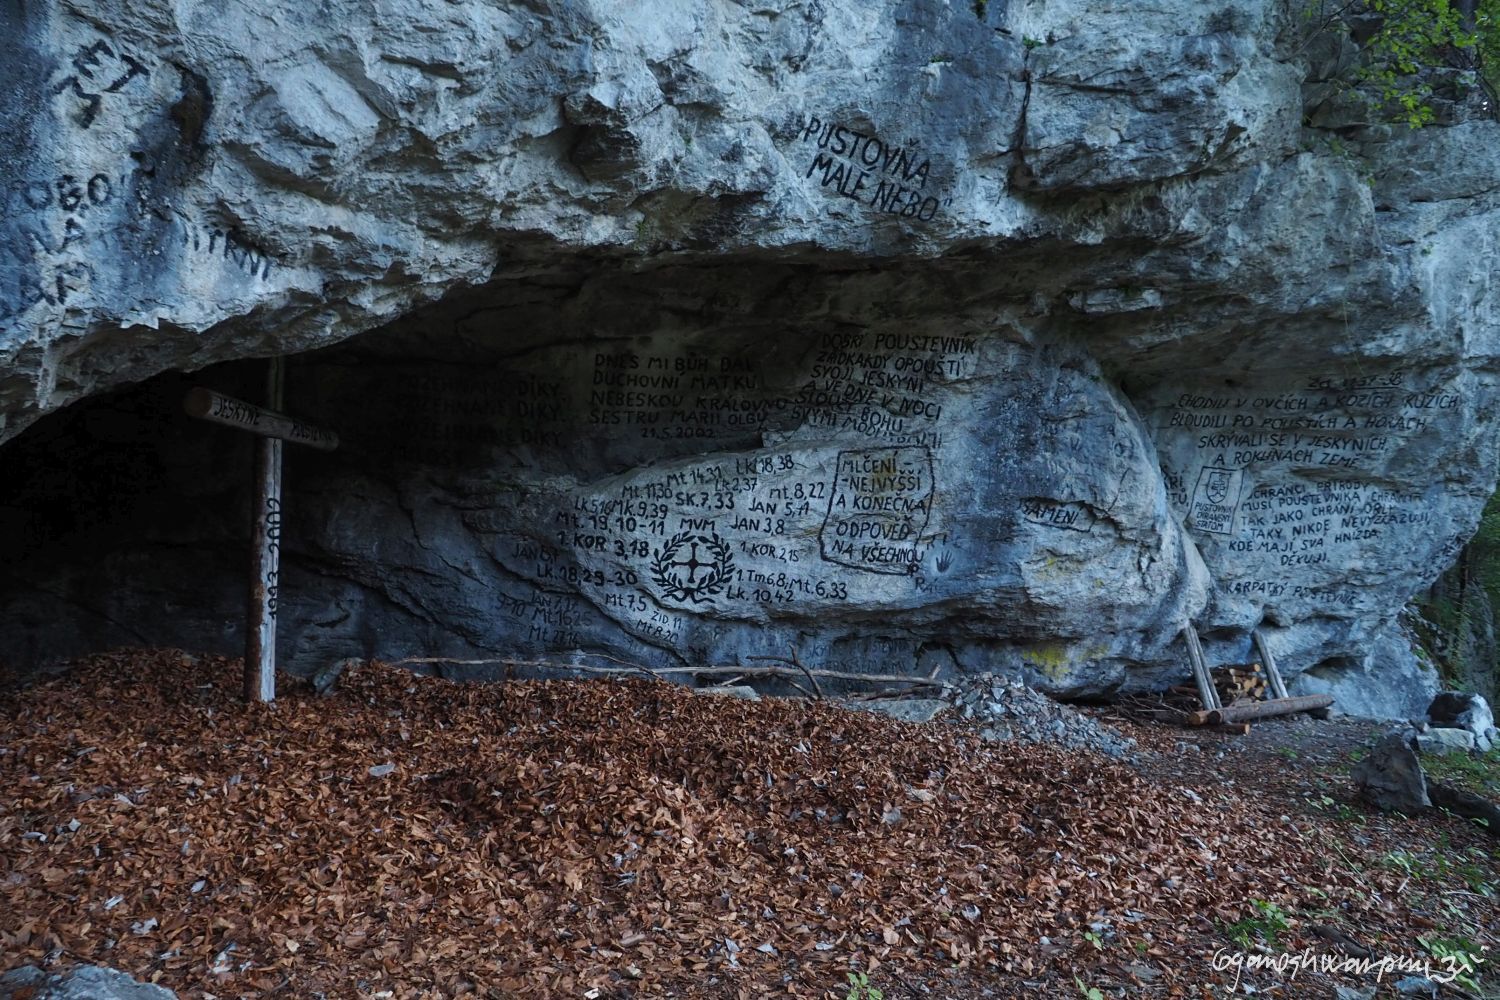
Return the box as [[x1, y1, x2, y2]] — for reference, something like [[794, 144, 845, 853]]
[[184, 366, 337, 704], [1252, 628, 1291, 700], [1182, 626, 1221, 711], [246, 358, 285, 703]]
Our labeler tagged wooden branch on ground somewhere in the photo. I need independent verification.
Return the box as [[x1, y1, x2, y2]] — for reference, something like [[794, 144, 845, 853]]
[[1211, 722, 1253, 736], [389, 655, 660, 683], [380, 656, 947, 690], [747, 651, 825, 700]]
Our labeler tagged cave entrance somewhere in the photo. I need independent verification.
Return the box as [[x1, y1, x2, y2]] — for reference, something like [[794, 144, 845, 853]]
[[0, 261, 1158, 702]]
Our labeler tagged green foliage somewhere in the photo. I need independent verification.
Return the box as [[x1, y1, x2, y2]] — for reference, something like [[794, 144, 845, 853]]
[[1309, 790, 1365, 823], [1412, 488, 1500, 702], [1387, 831, 1498, 895], [1225, 900, 1292, 949], [1364, 0, 1472, 125], [1424, 745, 1500, 800], [1306, 0, 1500, 126], [1073, 976, 1106, 1000], [1419, 933, 1486, 993], [1382, 847, 1425, 879], [1471, 483, 1500, 583], [846, 971, 884, 1000], [1412, 591, 1476, 689]]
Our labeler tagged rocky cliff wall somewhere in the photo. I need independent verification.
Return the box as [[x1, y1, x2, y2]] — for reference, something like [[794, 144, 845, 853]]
[[3, 0, 1498, 716]]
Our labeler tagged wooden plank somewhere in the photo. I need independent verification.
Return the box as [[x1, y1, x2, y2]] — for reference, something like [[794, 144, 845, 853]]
[[245, 359, 285, 703], [1182, 626, 1220, 711], [1252, 628, 1291, 700], [1212, 722, 1252, 735], [184, 386, 338, 451]]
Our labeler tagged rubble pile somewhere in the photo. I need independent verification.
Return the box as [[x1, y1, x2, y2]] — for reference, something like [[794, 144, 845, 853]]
[[947, 675, 1139, 760]]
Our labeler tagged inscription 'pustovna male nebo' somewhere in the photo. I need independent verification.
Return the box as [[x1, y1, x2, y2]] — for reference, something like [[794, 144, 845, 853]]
[[798, 116, 944, 221]]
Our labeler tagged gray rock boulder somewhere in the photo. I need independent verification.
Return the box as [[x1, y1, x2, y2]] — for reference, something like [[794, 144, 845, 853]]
[[1415, 727, 1476, 756], [0, 0, 1497, 715], [1427, 692, 1496, 751], [0, 966, 176, 1000], [1352, 733, 1431, 814]]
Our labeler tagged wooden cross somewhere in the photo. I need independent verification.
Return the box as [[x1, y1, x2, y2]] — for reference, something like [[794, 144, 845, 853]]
[[183, 358, 338, 702]]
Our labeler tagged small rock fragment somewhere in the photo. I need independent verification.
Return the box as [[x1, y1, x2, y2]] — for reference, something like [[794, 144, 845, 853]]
[[312, 657, 360, 696], [694, 685, 760, 701]]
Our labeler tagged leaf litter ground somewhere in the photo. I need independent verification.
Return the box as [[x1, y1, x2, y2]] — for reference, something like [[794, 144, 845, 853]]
[[2, 651, 1496, 998]]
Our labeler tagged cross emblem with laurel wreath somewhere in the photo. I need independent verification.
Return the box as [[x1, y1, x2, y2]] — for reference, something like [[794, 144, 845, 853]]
[[649, 531, 734, 603]]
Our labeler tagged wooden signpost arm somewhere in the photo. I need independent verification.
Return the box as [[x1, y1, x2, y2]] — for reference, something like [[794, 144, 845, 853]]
[[183, 386, 338, 450]]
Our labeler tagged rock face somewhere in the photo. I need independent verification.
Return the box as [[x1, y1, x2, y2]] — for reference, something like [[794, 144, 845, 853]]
[[2, 0, 1499, 715]]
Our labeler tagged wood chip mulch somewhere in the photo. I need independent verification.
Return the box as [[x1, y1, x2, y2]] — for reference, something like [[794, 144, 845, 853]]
[[1, 651, 1493, 998]]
